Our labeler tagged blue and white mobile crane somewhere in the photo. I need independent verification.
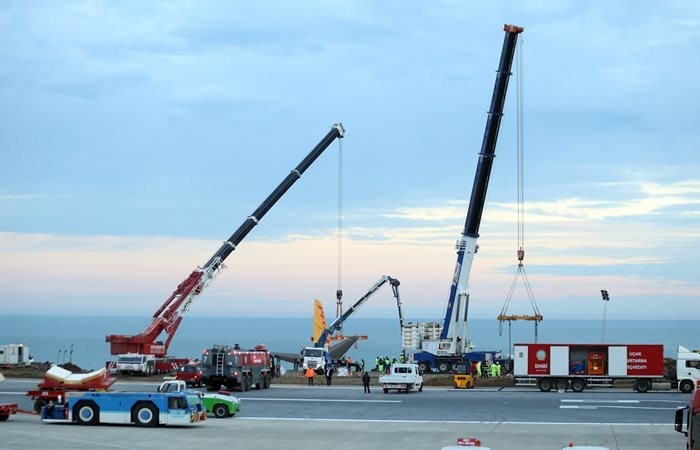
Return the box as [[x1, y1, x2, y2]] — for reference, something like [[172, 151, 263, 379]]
[[404, 24, 524, 373]]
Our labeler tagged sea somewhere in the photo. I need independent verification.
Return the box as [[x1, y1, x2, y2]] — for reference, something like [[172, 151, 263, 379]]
[[0, 315, 696, 372]]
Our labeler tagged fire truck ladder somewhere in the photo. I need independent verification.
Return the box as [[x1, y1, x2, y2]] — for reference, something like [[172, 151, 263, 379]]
[[215, 350, 225, 376], [497, 36, 542, 350]]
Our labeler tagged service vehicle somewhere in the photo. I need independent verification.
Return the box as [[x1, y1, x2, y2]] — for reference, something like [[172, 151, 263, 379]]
[[27, 365, 116, 413], [201, 392, 240, 418], [402, 25, 523, 374], [105, 124, 345, 369], [158, 380, 240, 418], [200, 344, 274, 391], [453, 362, 475, 389], [0, 373, 18, 422], [675, 388, 700, 448], [107, 353, 188, 376], [379, 363, 423, 394], [513, 343, 700, 393], [176, 363, 203, 387], [41, 390, 206, 426]]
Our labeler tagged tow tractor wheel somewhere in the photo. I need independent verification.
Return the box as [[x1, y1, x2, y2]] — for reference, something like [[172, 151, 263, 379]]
[[133, 403, 158, 427], [383, 388, 389, 393], [213, 404, 229, 418], [34, 398, 48, 414], [74, 401, 99, 425], [0, 413, 10, 421]]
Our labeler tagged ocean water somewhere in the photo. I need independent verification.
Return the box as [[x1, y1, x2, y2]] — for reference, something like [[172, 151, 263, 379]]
[[0, 315, 696, 371]]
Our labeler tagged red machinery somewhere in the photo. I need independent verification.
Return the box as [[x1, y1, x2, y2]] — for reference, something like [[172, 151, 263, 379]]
[[0, 403, 18, 421], [675, 389, 700, 447], [105, 124, 345, 362], [26, 366, 116, 413]]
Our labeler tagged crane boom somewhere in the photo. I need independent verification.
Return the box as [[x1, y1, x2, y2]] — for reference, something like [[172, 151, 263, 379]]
[[106, 123, 346, 356], [440, 24, 523, 348], [315, 276, 402, 348]]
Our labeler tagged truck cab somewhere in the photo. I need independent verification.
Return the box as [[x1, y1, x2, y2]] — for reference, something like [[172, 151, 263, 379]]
[[301, 346, 328, 373], [114, 353, 156, 375], [677, 345, 700, 394]]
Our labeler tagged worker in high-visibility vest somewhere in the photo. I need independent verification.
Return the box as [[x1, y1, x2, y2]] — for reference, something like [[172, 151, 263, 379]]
[[305, 367, 316, 386], [476, 361, 482, 378]]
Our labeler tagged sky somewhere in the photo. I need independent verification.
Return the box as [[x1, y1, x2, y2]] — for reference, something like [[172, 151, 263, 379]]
[[1, 1, 699, 323]]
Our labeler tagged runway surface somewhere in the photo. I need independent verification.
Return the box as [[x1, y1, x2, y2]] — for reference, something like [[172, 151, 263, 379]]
[[0, 378, 689, 449]]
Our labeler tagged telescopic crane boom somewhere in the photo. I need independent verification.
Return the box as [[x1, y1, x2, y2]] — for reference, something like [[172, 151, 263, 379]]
[[404, 25, 524, 373], [314, 276, 402, 348], [106, 123, 346, 357], [440, 25, 523, 352]]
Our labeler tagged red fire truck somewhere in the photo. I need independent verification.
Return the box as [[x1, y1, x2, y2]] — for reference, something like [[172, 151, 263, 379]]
[[200, 344, 276, 392]]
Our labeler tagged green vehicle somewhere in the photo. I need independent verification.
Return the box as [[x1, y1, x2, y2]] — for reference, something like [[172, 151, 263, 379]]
[[158, 380, 240, 419], [201, 393, 240, 418]]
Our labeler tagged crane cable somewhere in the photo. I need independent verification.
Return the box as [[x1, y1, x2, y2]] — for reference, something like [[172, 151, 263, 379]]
[[498, 35, 542, 340]]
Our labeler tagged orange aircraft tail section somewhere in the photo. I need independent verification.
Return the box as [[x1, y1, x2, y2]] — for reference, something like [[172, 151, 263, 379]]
[[312, 299, 328, 343]]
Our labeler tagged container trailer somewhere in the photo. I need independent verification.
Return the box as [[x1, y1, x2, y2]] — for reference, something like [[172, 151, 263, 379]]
[[513, 343, 700, 393]]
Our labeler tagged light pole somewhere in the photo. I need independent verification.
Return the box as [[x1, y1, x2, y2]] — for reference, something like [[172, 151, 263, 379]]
[[601, 289, 610, 343]]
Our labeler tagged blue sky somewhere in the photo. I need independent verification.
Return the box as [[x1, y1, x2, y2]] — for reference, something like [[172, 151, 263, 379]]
[[1, 1, 699, 322]]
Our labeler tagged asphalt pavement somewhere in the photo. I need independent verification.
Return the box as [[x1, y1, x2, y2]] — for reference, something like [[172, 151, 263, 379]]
[[0, 378, 689, 449]]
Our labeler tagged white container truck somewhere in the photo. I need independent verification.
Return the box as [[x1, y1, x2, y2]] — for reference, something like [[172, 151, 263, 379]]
[[514, 343, 700, 393]]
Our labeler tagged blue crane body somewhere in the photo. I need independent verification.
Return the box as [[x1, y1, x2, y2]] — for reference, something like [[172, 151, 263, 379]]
[[406, 25, 523, 373]]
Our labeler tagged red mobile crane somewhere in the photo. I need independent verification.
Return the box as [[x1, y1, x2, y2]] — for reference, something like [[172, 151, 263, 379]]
[[106, 123, 345, 370]]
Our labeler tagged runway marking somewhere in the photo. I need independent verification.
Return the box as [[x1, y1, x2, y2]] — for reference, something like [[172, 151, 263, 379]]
[[561, 398, 686, 404], [561, 399, 640, 404], [559, 398, 686, 410], [243, 398, 401, 403], [239, 417, 675, 426], [0, 391, 25, 395], [560, 405, 678, 410]]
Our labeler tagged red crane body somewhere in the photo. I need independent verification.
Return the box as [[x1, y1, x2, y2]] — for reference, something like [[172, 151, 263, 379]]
[[106, 124, 345, 357]]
